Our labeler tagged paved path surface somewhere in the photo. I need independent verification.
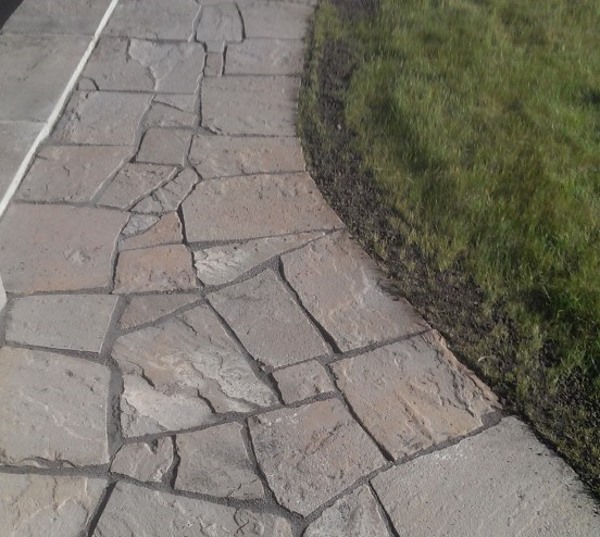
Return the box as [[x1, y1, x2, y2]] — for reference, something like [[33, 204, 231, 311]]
[[0, 1, 598, 536]]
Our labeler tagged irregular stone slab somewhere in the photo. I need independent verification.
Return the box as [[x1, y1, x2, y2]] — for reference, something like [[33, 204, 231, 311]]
[[145, 94, 197, 128], [282, 232, 428, 351], [194, 232, 323, 286], [54, 91, 152, 145], [122, 214, 160, 237], [113, 305, 277, 436], [93, 481, 293, 537], [240, 2, 312, 39], [0, 347, 110, 466], [176, 422, 264, 499], [189, 135, 304, 178], [114, 244, 197, 294], [304, 485, 391, 537], [182, 173, 342, 242], [132, 169, 198, 214], [273, 360, 334, 404], [196, 4, 243, 52], [16, 146, 130, 203], [0, 276, 6, 313], [98, 163, 178, 210], [0, 474, 107, 537], [6, 295, 118, 353], [331, 332, 498, 460], [226, 39, 304, 75], [249, 399, 386, 516], [204, 51, 224, 76], [137, 128, 192, 166], [0, 34, 89, 122], [210, 270, 328, 368], [111, 438, 174, 482], [0, 204, 127, 294], [371, 418, 600, 537], [83, 38, 204, 93], [119, 293, 198, 330], [202, 76, 299, 135], [105, 0, 201, 40], [120, 212, 183, 251]]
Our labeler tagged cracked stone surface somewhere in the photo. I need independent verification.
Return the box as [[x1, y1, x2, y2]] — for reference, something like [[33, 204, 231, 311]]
[[111, 438, 174, 483], [204, 51, 224, 76], [93, 481, 293, 537], [112, 305, 277, 436], [175, 422, 265, 499], [137, 128, 192, 166], [331, 332, 498, 460], [119, 293, 198, 330], [196, 4, 243, 52], [209, 270, 329, 368], [249, 399, 386, 516], [5, 295, 118, 353], [226, 39, 305, 75], [132, 168, 198, 213], [182, 173, 342, 242], [0, 347, 110, 466], [273, 360, 334, 404], [0, 474, 107, 537], [282, 231, 429, 351], [15, 145, 130, 203], [0, 204, 127, 293], [144, 94, 197, 128], [120, 212, 183, 251], [371, 418, 600, 537], [122, 214, 160, 237], [240, 2, 313, 39]]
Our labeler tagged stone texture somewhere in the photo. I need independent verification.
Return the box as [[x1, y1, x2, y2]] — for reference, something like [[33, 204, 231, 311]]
[[122, 214, 160, 237], [331, 332, 498, 460], [144, 94, 197, 128], [113, 305, 277, 436], [176, 422, 264, 499], [241, 2, 313, 39], [93, 481, 293, 537], [16, 146, 130, 203], [273, 360, 334, 404], [226, 39, 304, 75], [182, 173, 342, 242], [98, 163, 178, 210], [132, 169, 198, 213], [0, 474, 107, 537], [210, 270, 329, 368], [371, 418, 600, 537], [304, 486, 391, 537], [83, 38, 204, 93], [0, 204, 127, 294], [282, 232, 428, 351], [119, 293, 198, 330], [105, 0, 201, 40], [114, 245, 197, 294], [137, 128, 192, 166], [249, 399, 386, 516], [204, 51, 224, 76], [202, 76, 299, 135], [194, 232, 323, 286], [0, 276, 6, 313], [54, 91, 152, 145], [111, 438, 174, 482], [6, 295, 118, 353], [196, 4, 243, 52], [189, 135, 304, 178], [120, 212, 183, 251], [0, 347, 110, 466]]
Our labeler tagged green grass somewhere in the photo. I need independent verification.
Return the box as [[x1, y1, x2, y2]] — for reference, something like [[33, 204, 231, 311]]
[[300, 0, 600, 494]]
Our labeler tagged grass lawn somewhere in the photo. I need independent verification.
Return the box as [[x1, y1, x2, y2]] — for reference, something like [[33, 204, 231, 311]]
[[300, 0, 600, 495]]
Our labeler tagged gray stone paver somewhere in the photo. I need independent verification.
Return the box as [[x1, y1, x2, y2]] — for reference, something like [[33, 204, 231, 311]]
[[196, 4, 243, 52], [119, 293, 198, 330], [137, 128, 192, 166], [144, 94, 198, 128], [111, 438, 174, 483], [240, 2, 313, 39], [119, 212, 183, 251], [226, 39, 305, 75], [132, 168, 198, 214], [273, 360, 334, 404]]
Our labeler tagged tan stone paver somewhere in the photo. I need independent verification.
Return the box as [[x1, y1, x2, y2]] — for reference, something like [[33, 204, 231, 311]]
[[137, 128, 192, 166], [132, 168, 198, 214], [144, 94, 198, 128], [273, 360, 334, 404], [119, 212, 183, 251], [118, 293, 198, 330]]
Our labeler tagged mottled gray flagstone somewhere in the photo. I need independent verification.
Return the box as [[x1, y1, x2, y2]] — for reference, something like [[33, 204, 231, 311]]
[[371, 418, 600, 537], [0, 347, 110, 466], [132, 169, 198, 214], [0, 474, 107, 537], [0, 277, 6, 313], [240, 2, 313, 39], [209, 270, 329, 368], [182, 173, 342, 242], [0, 204, 127, 293], [226, 39, 304, 75], [249, 399, 386, 516], [119, 293, 198, 330], [282, 232, 428, 351], [6, 295, 118, 353], [113, 305, 277, 436], [16, 146, 130, 203], [204, 51, 224, 76], [189, 135, 304, 178], [144, 94, 197, 128], [331, 332, 498, 460], [120, 212, 183, 251], [196, 4, 243, 52], [137, 128, 192, 166], [93, 482, 293, 537], [122, 214, 160, 237], [273, 360, 334, 404], [111, 438, 174, 483], [175, 422, 265, 499]]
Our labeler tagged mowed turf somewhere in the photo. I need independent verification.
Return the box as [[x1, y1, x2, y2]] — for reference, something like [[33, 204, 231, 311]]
[[300, 0, 600, 493]]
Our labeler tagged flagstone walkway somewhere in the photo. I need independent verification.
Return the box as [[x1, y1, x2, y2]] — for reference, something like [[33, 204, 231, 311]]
[[0, 1, 598, 536]]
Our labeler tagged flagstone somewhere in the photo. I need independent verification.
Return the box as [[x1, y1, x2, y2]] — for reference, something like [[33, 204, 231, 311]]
[[240, 2, 312, 39], [226, 39, 304, 75], [111, 438, 174, 483], [273, 360, 334, 404], [132, 169, 198, 213], [196, 4, 243, 52], [144, 94, 197, 128], [120, 212, 183, 251], [122, 214, 160, 237], [137, 128, 192, 166], [204, 51, 224, 76], [119, 293, 198, 330]]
